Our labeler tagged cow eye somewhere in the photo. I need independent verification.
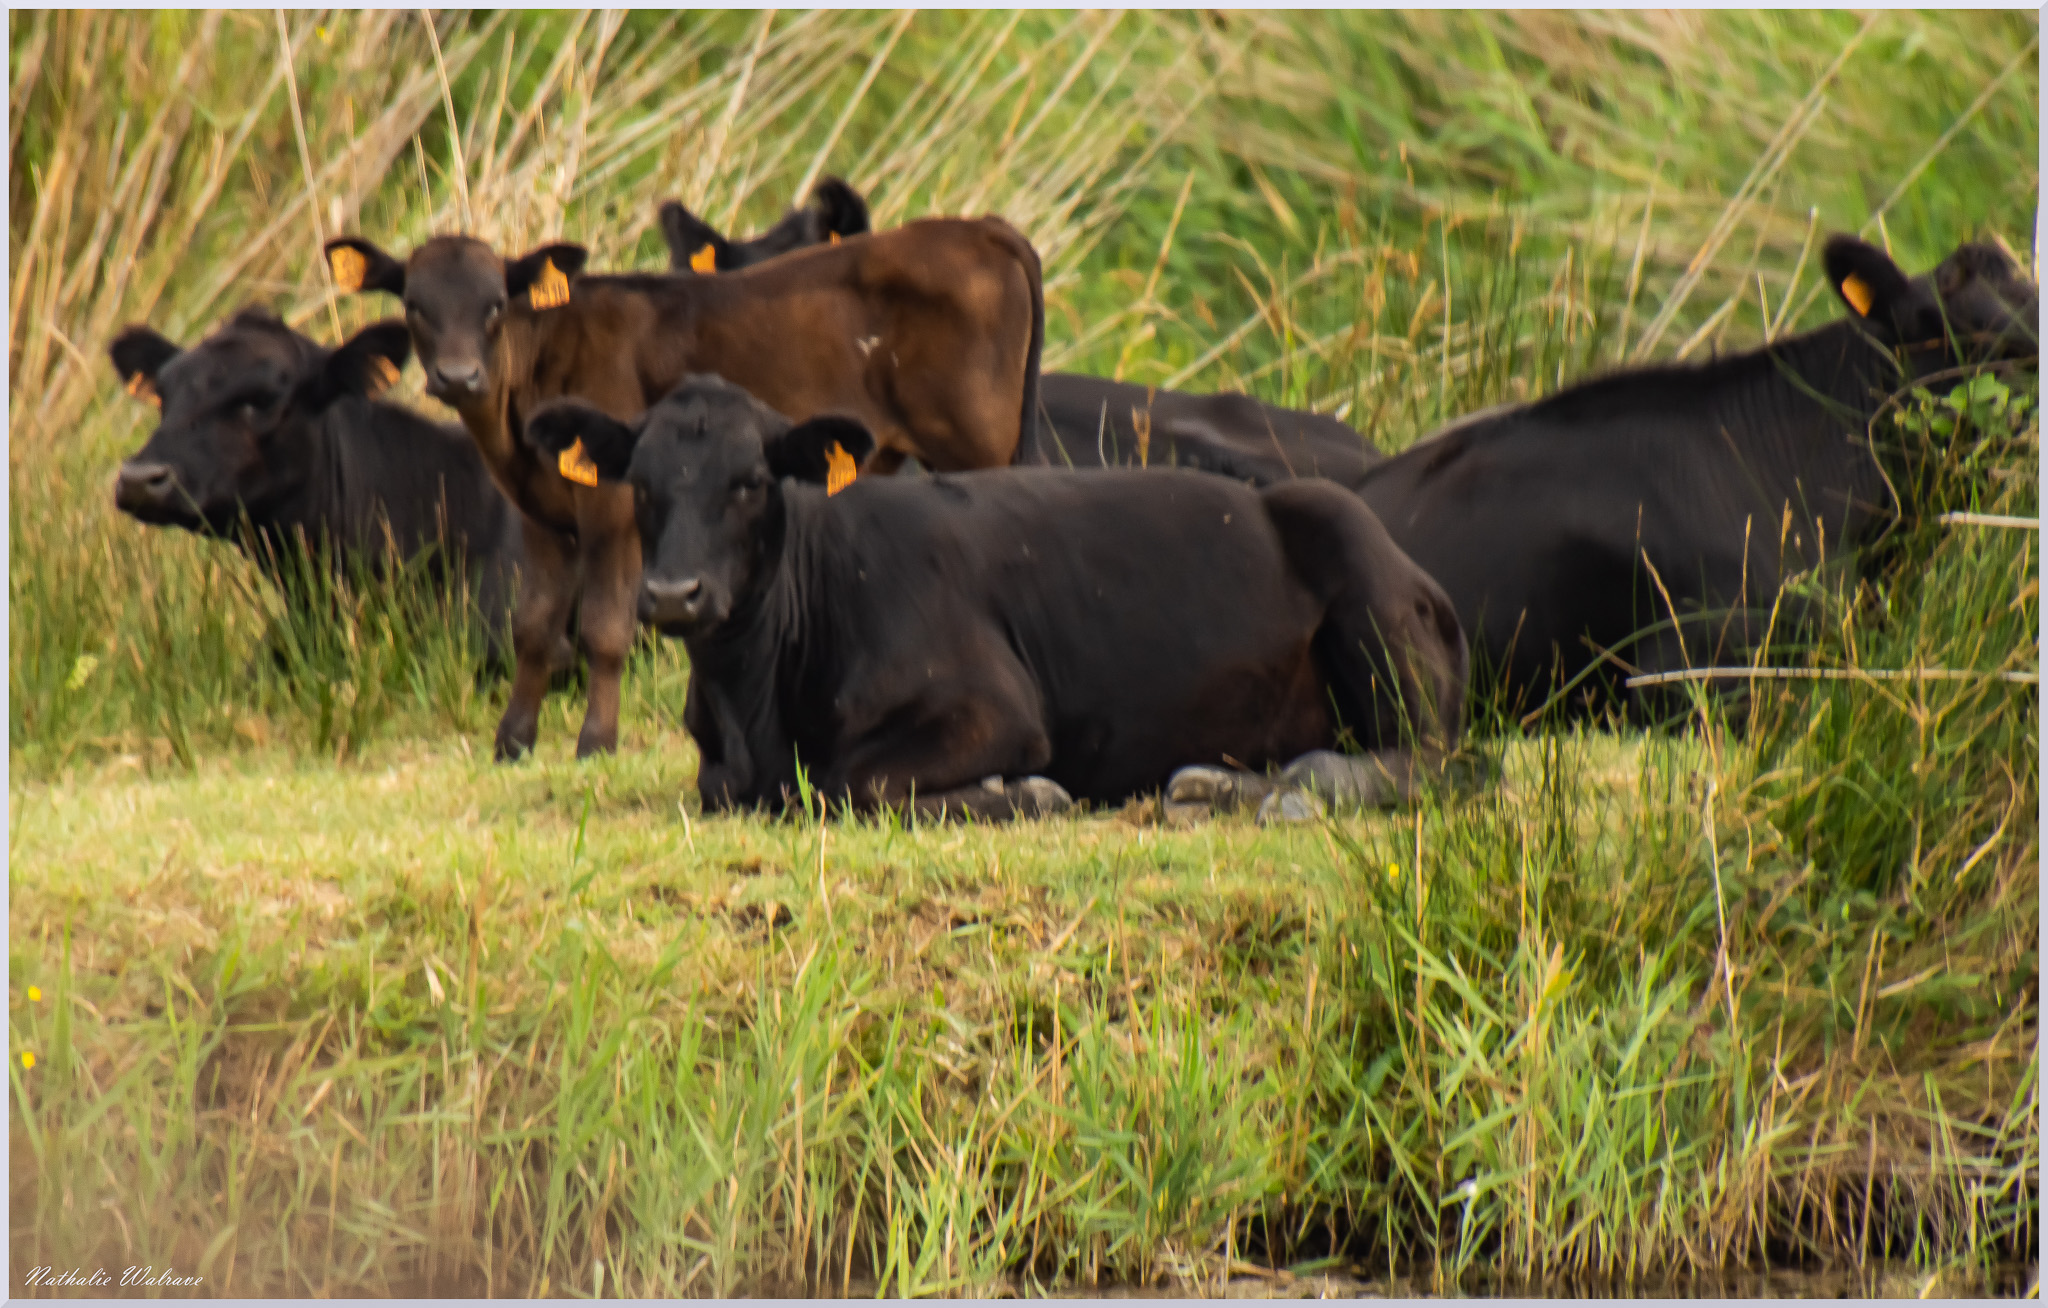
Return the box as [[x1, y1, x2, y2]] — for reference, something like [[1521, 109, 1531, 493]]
[[484, 300, 504, 328], [731, 471, 768, 498]]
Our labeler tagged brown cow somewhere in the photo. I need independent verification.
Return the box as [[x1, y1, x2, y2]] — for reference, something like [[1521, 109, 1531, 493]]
[[324, 218, 1045, 761]]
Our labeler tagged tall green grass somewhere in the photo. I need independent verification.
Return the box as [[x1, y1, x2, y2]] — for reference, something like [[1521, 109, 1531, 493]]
[[8, 8, 2039, 1296]]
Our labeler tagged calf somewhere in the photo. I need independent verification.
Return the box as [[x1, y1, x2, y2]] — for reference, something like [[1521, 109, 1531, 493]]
[[658, 177, 870, 273], [108, 309, 524, 660], [658, 183, 1382, 485], [1348, 235, 2039, 719], [520, 376, 1467, 820], [326, 215, 1045, 761]]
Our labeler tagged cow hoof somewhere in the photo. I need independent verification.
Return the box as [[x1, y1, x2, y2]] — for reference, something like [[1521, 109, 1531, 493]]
[[494, 731, 535, 763], [1012, 776, 1073, 817], [1279, 750, 1410, 810], [575, 728, 619, 760], [1162, 799, 1212, 827], [1257, 788, 1325, 825], [1166, 765, 1272, 813]]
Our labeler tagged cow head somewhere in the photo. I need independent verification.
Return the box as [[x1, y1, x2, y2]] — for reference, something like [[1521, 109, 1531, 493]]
[[1825, 235, 2038, 373], [523, 376, 875, 634], [107, 311, 410, 534], [659, 176, 871, 273], [323, 234, 588, 404]]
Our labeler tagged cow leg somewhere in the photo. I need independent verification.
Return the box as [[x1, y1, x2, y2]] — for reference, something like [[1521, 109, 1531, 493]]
[[828, 666, 1059, 820], [894, 774, 1074, 822], [1164, 765, 1279, 819], [496, 519, 580, 761], [571, 522, 642, 759]]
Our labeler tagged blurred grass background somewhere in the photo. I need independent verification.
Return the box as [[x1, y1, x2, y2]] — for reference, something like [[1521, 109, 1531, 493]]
[[7, 8, 2040, 1296]]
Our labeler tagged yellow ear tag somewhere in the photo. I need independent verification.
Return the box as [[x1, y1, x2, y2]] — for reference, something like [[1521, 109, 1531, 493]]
[[529, 258, 572, 310], [825, 442, 857, 496], [828, 231, 841, 246], [328, 245, 368, 293], [690, 243, 719, 273], [1840, 272, 1874, 317], [367, 355, 402, 395], [558, 438, 601, 487], [124, 372, 160, 408]]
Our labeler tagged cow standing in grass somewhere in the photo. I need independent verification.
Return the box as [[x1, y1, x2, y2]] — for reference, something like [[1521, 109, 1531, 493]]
[[656, 185, 1383, 487], [107, 309, 526, 666], [1346, 236, 2039, 719], [325, 215, 1045, 761], [521, 376, 1466, 820]]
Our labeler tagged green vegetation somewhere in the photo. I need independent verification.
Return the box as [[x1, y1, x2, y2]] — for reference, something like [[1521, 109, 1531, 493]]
[[9, 9, 2038, 1296]]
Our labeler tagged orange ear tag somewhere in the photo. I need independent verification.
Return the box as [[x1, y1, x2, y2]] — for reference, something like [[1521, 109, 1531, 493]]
[[1840, 273, 1874, 317], [558, 438, 601, 487], [529, 258, 572, 309], [690, 243, 719, 273], [367, 356, 402, 395], [828, 231, 841, 246], [124, 373, 160, 408], [825, 442, 857, 496], [328, 245, 368, 292]]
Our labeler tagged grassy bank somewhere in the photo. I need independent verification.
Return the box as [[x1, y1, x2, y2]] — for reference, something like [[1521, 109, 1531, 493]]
[[8, 8, 2040, 1296]]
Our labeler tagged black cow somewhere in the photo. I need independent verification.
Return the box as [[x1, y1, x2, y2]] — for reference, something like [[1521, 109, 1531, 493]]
[[658, 177, 870, 273], [656, 184, 1383, 486], [1031, 373, 1381, 485], [519, 376, 1467, 821], [1348, 235, 2039, 719], [108, 309, 526, 662]]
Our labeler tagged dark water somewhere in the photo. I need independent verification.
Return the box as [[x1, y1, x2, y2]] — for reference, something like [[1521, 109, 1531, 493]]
[[1029, 1261, 2038, 1298]]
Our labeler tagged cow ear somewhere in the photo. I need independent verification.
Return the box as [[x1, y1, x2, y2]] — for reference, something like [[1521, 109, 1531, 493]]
[[658, 200, 734, 273], [524, 399, 638, 485], [809, 176, 871, 239], [1823, 235, 1913, 322], [109, 326, 181, 407], [506, 243, 588, 310], [309, 321, 412, 408], [324, 237, 407, 298], [768, 415, 876, 491]]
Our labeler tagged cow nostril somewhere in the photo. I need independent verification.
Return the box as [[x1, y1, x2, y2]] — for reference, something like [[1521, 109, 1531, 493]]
[[120, 463, 175, 495]]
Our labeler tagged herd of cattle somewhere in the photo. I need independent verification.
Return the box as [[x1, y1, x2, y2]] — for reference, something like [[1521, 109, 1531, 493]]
[[106, 177, 2037, 821]]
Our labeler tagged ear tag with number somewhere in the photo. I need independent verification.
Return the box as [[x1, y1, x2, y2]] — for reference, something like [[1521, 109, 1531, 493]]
[[825, 442, 857, 495], [558, 438, 601, 487], [529, 258, 572, 310]]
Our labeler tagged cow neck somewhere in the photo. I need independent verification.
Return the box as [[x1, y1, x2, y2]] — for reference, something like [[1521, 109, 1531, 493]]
[[454, 312, 552, 487], [237, 408, 348, 598], [1712, 320, 1910, 518], [679, 487, 844, 796]]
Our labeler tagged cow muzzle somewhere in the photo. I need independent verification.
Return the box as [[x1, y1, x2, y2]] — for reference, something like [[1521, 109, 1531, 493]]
[[114, 461, 183, 517], [639, 575, 709, 628], [428, 361, 488, 400]]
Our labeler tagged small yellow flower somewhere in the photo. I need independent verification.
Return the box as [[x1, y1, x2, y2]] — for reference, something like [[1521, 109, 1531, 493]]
[[20, 1051, 35, 1070], [1387, 862, 1401, 882], [26, 986, 40, 1003]]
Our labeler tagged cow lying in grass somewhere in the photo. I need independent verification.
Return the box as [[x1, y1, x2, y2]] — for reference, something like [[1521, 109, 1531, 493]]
[[1348, 235, 2040, 720], [108, 309, 526, 667], [520, 375, 1467, 821], [656, 186, 1382, 487], [325, 213, 1045, 761]]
